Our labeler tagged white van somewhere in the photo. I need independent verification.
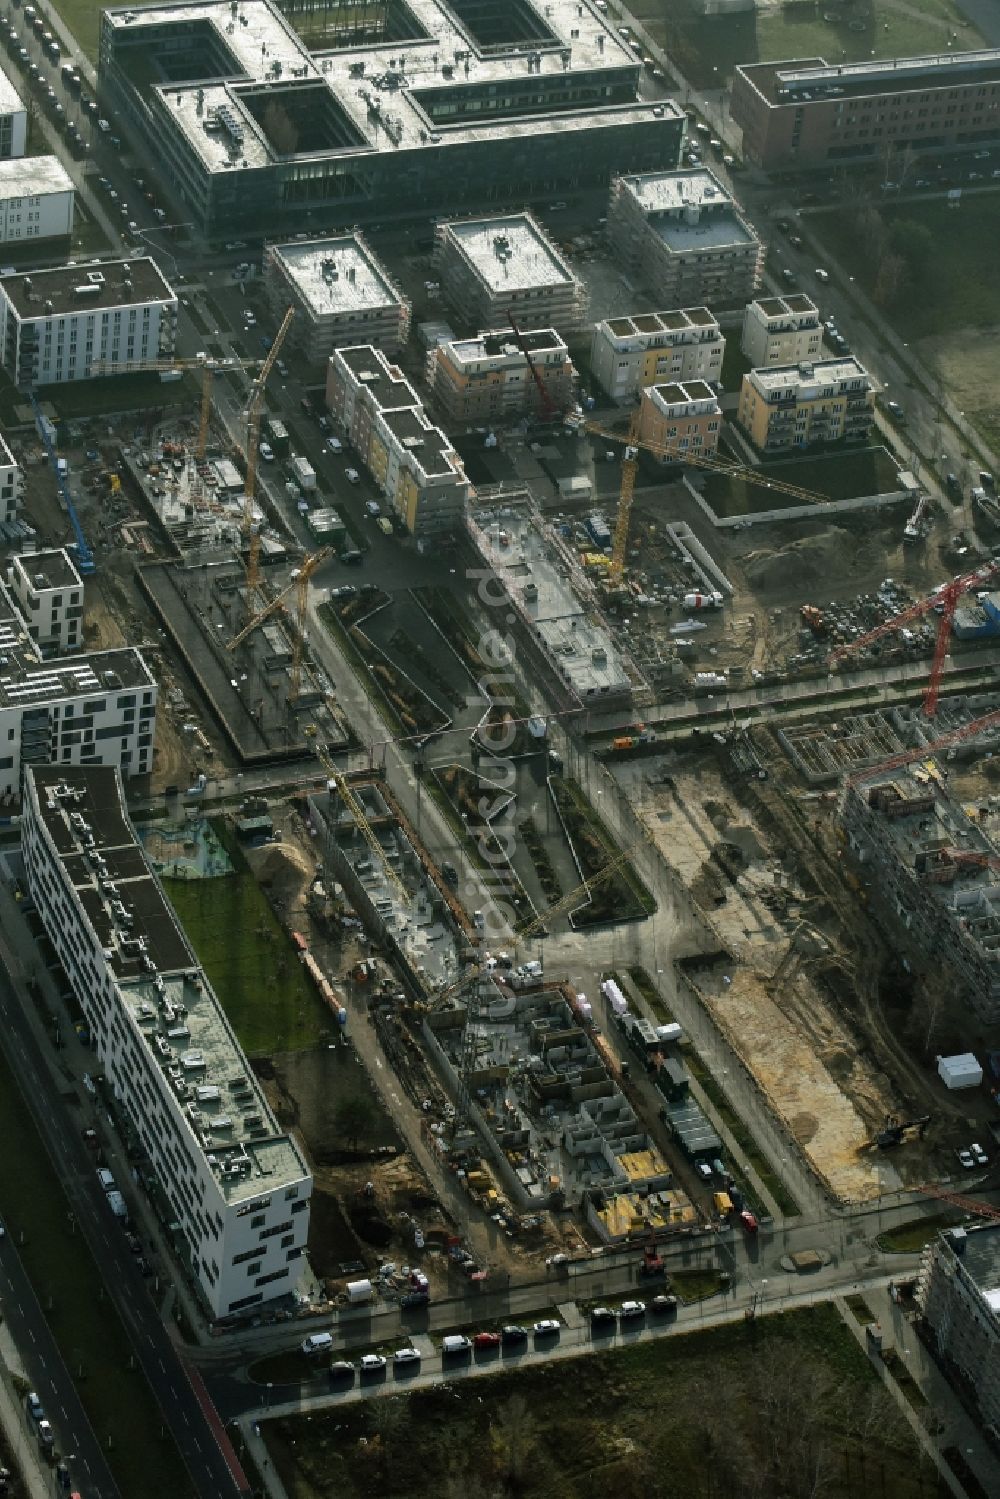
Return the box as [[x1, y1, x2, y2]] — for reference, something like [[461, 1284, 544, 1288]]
[[55, 458, 69, 479], [442, 1334, 471, 1356], [301, 1333, 334, 1356], [96, 1167, 116, 1192]]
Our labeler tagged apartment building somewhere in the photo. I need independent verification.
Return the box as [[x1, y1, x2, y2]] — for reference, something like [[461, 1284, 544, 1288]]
[[0, 63, 26, 160], [840, 769, 1000, 1022], [426, 327, 575, 424], [0, 156, 73, 243], [263, 234, 410, 364], [326, 345, 469, 536], [917, 1225, 1000, 1440], [741, 293, 822, 368], [608, 169, 764, 309], [99, 0, 682, 239], [7, 548, 83, 655], [433, 213, 588, 334], [0, 425, 20, 523], [591, 306, 724, 404], [636, 379, 722, 461], [0, 257, 176, 388], [737, 356, 874, 453], [21, 764, 313, 1319], [732, 50, 1000, 172]]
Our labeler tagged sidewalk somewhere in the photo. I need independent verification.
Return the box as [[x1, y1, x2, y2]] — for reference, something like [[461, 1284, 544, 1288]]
[[0, 1328, 56, 1499]]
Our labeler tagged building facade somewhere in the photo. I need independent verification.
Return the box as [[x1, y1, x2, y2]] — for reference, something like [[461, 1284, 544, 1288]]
[[0, 426, 20, 523], [434, 213, 587, 334], [7, 548, 83, 655], [326, 344, 469, 535], [608, 169, 764, 309], [737, 356, 874, 453], [590, 306, 724, 404], [741, 293, 822, 369], [0, 63, 26, 160], [263, 234, 410, 364], [0, 156, 74, 243], [732, 51, 1000, 173], [426, 327, 575, 424], [0, 258, 176, 388], [636, 379, 722, 460], [98, 0, 683, 239], [21, 764, 313, 1319], [917, 1225, 1000, 1440]]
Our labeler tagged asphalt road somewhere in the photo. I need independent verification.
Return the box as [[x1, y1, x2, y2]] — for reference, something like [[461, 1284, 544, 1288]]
[[0, 932, 246, 1499]]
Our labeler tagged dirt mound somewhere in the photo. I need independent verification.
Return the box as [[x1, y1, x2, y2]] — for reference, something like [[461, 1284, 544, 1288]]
[[743, 528, 864, 593], [248, 839, 313, 908]]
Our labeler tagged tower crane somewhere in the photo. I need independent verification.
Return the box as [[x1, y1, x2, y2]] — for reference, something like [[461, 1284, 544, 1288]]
[[844, 704, 1000, 791], [829, 561, 1000, 717], [303, 725, 408, 902], [226, 547, 334, 703], [88, 354, 263, 465], [243, 306, 295, 601], [505, 309, 560, 422], [583, 418, 826, 584], [915, 1184, 1000, 1221]]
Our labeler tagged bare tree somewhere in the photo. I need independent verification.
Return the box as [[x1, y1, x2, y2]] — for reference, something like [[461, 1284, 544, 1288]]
[[262, 102, 298, 154], [874, 251, 906, 306], [490, 1393, 536, 1490]]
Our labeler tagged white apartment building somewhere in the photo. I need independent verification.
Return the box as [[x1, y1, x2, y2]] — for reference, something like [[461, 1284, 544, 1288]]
[[741, 293, 822, 369], [0, 257, 176, 387], [0, 564, 156, 799], [917, 1225, 1000, 1440], [264, 233, 410, 363], [0, 64, 26, 160], [7, 548, 83, 655], [21, 764, 313, 1319], [433, 212, 588, 334], [426, 326, 575, 424], [0, 426, 20, 523], [590, 307, 724, 404], [327, 344, 469, 536], [608, 169, 764, 309], [0, 156, 74, 244]]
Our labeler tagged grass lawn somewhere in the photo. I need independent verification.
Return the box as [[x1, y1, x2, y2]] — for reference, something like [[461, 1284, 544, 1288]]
[[0, 1048, 195, 1499], [52, 0, 164, 61], [265, 1303, 945, 1498], [878, 1213, 958, 1253], [33, 371, 199, 421], [700, 445, 901, 519], [163, 821, 333, 1056]]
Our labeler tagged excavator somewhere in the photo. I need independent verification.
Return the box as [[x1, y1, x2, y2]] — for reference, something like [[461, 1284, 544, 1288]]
[[858, 1113, 932, 1152]]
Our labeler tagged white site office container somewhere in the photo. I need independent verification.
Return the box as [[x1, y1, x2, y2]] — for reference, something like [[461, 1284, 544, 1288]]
[[937, 1052, 983, 1090]]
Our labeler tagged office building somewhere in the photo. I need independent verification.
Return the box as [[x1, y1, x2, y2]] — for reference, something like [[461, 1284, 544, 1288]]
[[737, 356, 874, 453], [21, 764, 313, 1319], [263, 233, 410, 363], [608, 169, 764, 308], [918, 1225, 1000, 1439], [0, 425, 20, 524], [590, 306, 724, 404], [840, 767, 1000, 1022], [0, 156, 73, 243], [433, 213, 587, 333], [732, 51, 1000, 173], [636, 379, 722, 460], [326, 344, 469, 535], [0, 257, 176, 388], [0, 63, 26, 159], [426, 327, 575, 424], [98, 0, 684, 240], [6, 548, 83, 655], [741, 293, 822, 369]]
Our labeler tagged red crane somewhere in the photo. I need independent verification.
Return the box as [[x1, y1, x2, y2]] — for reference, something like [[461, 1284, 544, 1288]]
[[830, 561, 1000, 716], [505, 309, 559, 422], [845, 704, 1000, 789], [916, 1184, 1000, 1221]]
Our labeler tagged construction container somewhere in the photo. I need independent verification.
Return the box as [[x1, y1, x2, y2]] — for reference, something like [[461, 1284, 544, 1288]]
[[683, 591, 724, 610], [655, 1023, 682, 1045], [713, 1191, 733, 1215], [937, 1053, 983, 1090], [601, 978, 628, 1015], [346, 1278, 374, 1304]]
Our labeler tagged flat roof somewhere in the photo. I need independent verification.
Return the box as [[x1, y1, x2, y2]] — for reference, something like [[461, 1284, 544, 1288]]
[[0, 583, 156, 709], [440, 213, 576, 293], [752, 293, 818, 319], [602, 306, 719, 340], [747, 355, 870, 394], [381, 406, 462, 481], [0, 257, 175, 320], [337, 346, 421, 411], [0, 61, 24, 118], [26, 763, 308, 1202], [268, 235, 404, 320], [12, 548, 81, 592], [956, 1223, 1000, 1299], [0, 154, 73, 199], [617, 167, 734, 215], [647, 378, 718, 409], [742, 50, 1000, 104], [449, 326, 567, 363]]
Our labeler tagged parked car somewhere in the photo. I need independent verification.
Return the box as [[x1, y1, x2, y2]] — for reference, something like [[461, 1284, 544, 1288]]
[[392, 1346, 421, 1365], [651, 1294, 678, 1316], [37, 1420, 54, 1451], [358, 1354, 386, 1373], [329, 1360, 354, 1379], [740, 1209, 759, 1234], [501, 1325, 528, 1344], [590, 1306, 616, 1327], [885, 399, 906, 422], [326, 436, 343, 454], [971, 1142, 989, 1166], [364, 499, 381, 518], [814, 267, 830, 283], [957, 1147, 975, 1170], [619, 1300, 646, 1320], [533, 1319, 560, 1337], [259, 441, 274, 462], [473, 1330, 501, 1350], [345, 467, 361, 484], [26, 1393, 44, 1423]]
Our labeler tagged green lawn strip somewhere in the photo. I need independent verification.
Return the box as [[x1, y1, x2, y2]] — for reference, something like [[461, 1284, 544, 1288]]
[[265, 1302, 936, 1499], [421, 771, 537, 932], [878, 1214, 959, 1254], [844, 1293, 876, 1325], [163, 818, 332, 1055], [318, 602, 398, 737], [670, 1268, 727, 1303], [550, 776, 655, 920], [35, 371, 199, 420], [628, 967, 802, 1218], [0, 1048, 195, 1499]]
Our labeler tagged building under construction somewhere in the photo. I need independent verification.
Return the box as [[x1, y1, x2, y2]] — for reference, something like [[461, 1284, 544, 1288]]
[[841, 763, 1000, 1021]]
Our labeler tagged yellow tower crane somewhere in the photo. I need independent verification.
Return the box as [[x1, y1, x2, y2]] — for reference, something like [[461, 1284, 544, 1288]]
[[303, 725, 408, 902], [88, 354, 262, 464], [243, 307, 295, 601], [226, 547, 333, 705], [583, 418, 827, 583]]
